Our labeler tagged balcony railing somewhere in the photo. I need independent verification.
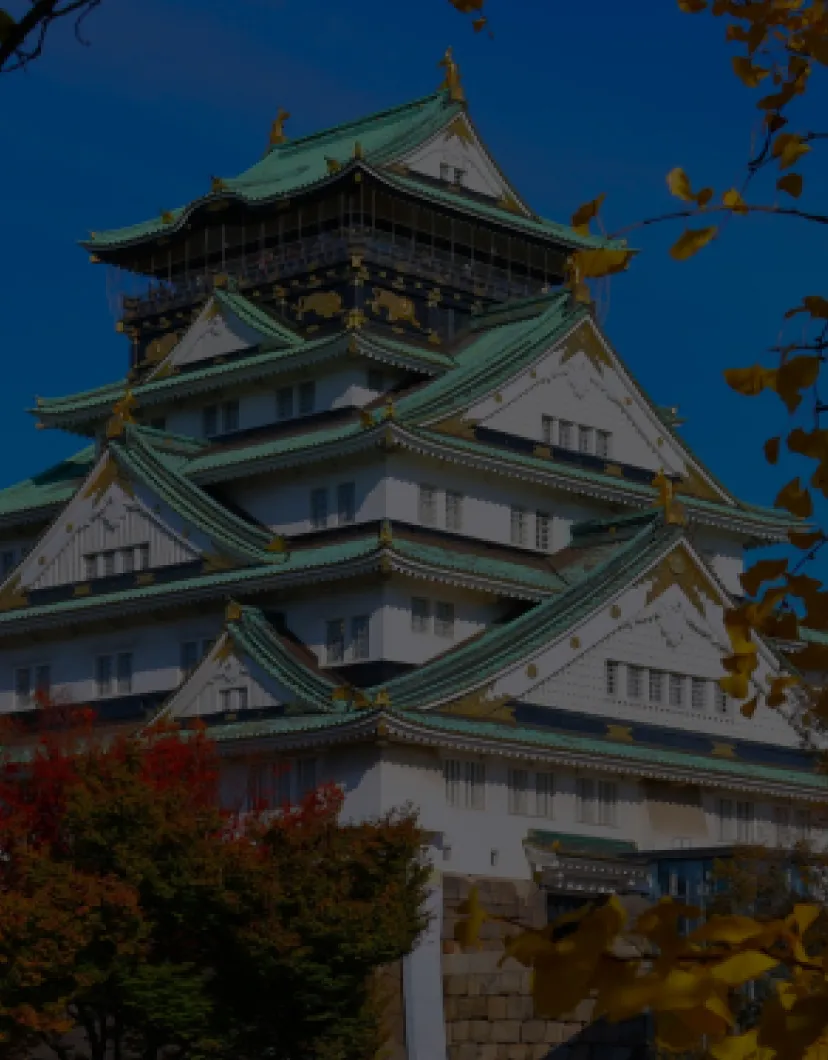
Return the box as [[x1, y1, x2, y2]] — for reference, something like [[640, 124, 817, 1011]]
[[120, 226, 547, 321]]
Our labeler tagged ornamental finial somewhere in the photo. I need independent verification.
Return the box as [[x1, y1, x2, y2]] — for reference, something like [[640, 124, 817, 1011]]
[[105, 390, 138, 440], [267, 108, 291, 151], [438, 47, 465, 104]]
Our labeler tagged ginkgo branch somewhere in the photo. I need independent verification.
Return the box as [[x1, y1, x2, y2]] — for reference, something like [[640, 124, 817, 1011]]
[[610, 203, 828, 240]]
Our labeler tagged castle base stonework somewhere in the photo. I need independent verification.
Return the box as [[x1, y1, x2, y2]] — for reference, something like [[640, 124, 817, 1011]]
[[441, 874, 650, 1060]]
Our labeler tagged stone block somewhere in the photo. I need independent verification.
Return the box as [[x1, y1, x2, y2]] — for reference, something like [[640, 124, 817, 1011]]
[[491, 1021, 522, 1044], [457, 997, 487, 1019], [443, 997, 459, 1021], [444, 949, 505, 975], [453, 1044, 479, 1060], [521, 1020, 548, 1044], [505, 1046, 530, 1060], [478, 1047, 500, 1060], [500, 970, 523, 993], [450, 1020, 470, 1043], [560, 1022, 584, 1041], [470, 1019, 491, 1043], [487, 995, 508, 1020], [443, 939, 462, 954], [507, 994, 534, 1020], [529, 1046, 553, 1060], [467, 974, 483, 997], [519, 970, 533, 995], [445, 974, 468, 996], [543, 1020, 572, 1045]]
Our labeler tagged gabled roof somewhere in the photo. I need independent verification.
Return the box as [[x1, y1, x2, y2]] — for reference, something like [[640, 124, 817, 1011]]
[[0, 445, 96, 527]]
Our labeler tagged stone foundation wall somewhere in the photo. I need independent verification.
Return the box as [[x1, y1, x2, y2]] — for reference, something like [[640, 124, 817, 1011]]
[[441, 875, 649, 1060]]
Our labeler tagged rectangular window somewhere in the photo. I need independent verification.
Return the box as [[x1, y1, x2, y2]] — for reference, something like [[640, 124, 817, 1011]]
[[439, 162, 450, 182], [578, 426, 592, 454], [576, 777, 596, 824], [453, 168, 466, 186], [536, 511, 550, 551], [35, 665, 51, 700], [14, 666, 31, 707], [136, 544, 150, 571], [203, 405, 219, 438], [121, 548, 134, 575], [96, 655, 113, 697], [795, 808, 811, 840], [605, 660, 619, 696], [298, 381, 316, 415], [435, 601, 455, 639], [736, 800, 755, 843], [1, 550, 15, 576], [444, 759, 485, 810], [626, 665, 643, 699], [326, 619, 345, 664], [220, 687, 248, 713], [411, 597, 431, 633], [510, 506, 527, 546], [598, 781, 618, 826], [84, 554, 98, 581], [774, 805, 791, 847], [445, 491, 464, 531], [222, 400, 240, 433], [669, 673, 684, 708], [418, 485, 438, 526], [507, 768, 530, 815], [102, 551, 116, 578], [541, 415, 554, 446], [116, 652, 133, 695], [276, 386, 294, 420], [596, 431, 611, 459], [296, 757, 317, 798], [351, 615, 369, 660], [717, 798, 734, 842], [558, 421, 573, 449], [715, 685, 729, 713], [181, 641, 200, 675], [535, 771, 555, 818], [649, 669, 664, 703], [691, 678, 707, 710], [337, 482, 356, 525], [367, 368, 384, 391], [310, 488, 328, 530]]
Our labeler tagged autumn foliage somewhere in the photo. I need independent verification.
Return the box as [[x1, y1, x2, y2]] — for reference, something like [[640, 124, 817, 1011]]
[[0, 709, 430, 1060]]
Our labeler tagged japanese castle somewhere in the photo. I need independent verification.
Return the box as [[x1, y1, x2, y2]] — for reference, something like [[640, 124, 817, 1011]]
[[1, 51, 825, 1056]]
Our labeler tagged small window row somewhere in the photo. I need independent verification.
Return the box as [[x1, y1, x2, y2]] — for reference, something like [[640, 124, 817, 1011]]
[[542, 416, 611, 459], [411, 597, 455, 638], [325, 615, 370, 665], [245, 756, 318, 813], [418, 484, 465, 532], [439, 163, 466, 186], [418, 486, 552, 551], [510, 506, 551, 550], [605, 660, 729, 713], [84, 544, 151, 581], [202, 382, 318, 440], [15, 653, 136, 708], [311, 482, 356, 529]]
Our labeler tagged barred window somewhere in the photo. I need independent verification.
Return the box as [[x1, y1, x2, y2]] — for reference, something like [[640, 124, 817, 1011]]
[[435, 601, 455, 638], [649, 669, 664, 703], [536, 511, 550, 551], [411, 597, 430, 633], [418, 485, 438, 526], [351, 615, 369, 660], [510, 506, 527, 546], [276, 386, 294, 420], [445, 491, 464, 531], [596, 431, 611, 458], [541, 415, 554, 445], [626, 665, 643, 699], [298, 381, 316, 415], [444, 759, 485, 810], [605, 660, 619, 696], [578, 426, 592, 453], [310, 488, 328, 530], [326, 619, 345, 664], [558, 421, 573, 449], [337, 482, 356, 525], [691, 678, 708, 710], [669, 673, 684, 707]]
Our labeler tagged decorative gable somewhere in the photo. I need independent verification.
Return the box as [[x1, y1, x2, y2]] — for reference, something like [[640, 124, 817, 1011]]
[[163, 635, 295, 718], [463, 318, 729, 503], [467, 539, 801, 748], [6, 453, 212, 596], [147, 297, 267, 379], [395, 114, 530, 212]]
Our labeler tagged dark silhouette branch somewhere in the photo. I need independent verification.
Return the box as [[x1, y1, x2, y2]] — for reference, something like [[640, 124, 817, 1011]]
[[0, 0, 101, 73]]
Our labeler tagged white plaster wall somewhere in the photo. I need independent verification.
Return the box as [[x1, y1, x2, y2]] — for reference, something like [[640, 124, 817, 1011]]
[[162, 364, 399, 439], [0, 612, 223, 713], [691, 529, 745, 596], [402, 127, 506, 200], [283, 586, 386, 667]]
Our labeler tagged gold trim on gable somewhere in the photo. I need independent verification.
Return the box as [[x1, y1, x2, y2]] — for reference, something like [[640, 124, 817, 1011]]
[[430, 414, 477, 440], [674, 468, 725, 503], [711, 742, 737, 760], [441, 687, 514, 724], [0, 576, 28, 612], [559, 321, 612, 371], [606, 724, 635, 743], [444, 115, 473, 144], [82, 457, 135, 505], [645, 545, 720, 616]]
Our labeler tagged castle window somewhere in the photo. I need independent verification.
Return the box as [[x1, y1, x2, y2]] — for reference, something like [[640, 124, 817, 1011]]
[[508, 768, 554, 818], [310, 488, 329, 530], [649, 670, 664, 703], [418, 485, 438, 526], [736, 801, 755, 843], [326, 619, 345, 664], [276, 386, 294, 420], [541, 415, 554, 445], [714, 685, 729, 713], [203, 405, 218, 437], [596, 431, 611, 458], [795, 808, 811, 840], [14, 664, 50, 708], [297, 757, 317, 798], [535, 511, 550, 551], [558, 421, 573, 449], [121, 548, 134, 575], [435, 601, 455, 639], [411, 597, 431, 633], [605, 660, 619, 696], [180, 639, 212, 677], [222, 400, 240, 433], [298, 381, 316, 416], [774, 805, 791, 847], [691, 677, 708, 710], [337, 482, 356, 524], [510, 506, 527, 546], [578, 426, 592, 454], [136, 544, 150, 571], [102, 551, 116, 578], [669, 673, 685, 707], [440, 163, 450, 182], [626, 665, 643, 699], [351, 615, 369, 660], [219, 687, 248, 713], [444, 759, 485, 810], [577, 778, 617, 825], [453, 168, 466, 186], [445, 490, 464, 531]]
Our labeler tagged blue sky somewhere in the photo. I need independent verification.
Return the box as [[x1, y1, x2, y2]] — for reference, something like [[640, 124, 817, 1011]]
[[0, 0, 825, 550]]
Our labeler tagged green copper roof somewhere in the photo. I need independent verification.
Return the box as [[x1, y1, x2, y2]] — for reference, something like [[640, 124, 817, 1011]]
[[34, 328, 452, 427], [0, 446, 96, 522], [213, 290, 304, 348], [86, 92, 463, 250]]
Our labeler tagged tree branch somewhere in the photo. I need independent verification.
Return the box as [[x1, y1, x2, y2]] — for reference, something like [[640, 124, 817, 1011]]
[[0, 0, 101, 74], [610, 202, 828, 240]]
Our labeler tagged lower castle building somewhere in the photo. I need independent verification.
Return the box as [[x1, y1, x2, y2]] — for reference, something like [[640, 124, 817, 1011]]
[[3, 59, 823, 1058]]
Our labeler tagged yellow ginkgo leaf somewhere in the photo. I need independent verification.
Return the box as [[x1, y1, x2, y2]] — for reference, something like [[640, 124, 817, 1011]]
[[670, 226, 718, 260], [719, 672, 750, 700], [571, 193, 606, 231], [677, 0, 706, 11], [724, 364, 777, 398], [775, 477, 813, 518], [690, 914, 768, 945], [788, 529, 824, 550], [732, 56, 770, 87], [740, 696, 759, 718], [739, 558, 788, 598], [773, 355, 820, 413], [767, 676, 800, 707], [710, 1029, 760, 1060], [570, 247, 634, 279], [764, 437, 780, 464], [787, 904, 821, 936], [666, 167, 713, 206], [785, 296, 828, 321], [777, 173, 804, 198], [723, 188, 749, 214], [454, 885, 488, 948], [712, 952, 779, 988], [772, 133, 811, 170]]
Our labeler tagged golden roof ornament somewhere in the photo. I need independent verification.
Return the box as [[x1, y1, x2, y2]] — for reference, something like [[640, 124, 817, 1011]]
[[105, 390, 138, 440], [225, 600, 243, 624], [438, 47, 465, 104], [267, 108, 291, 151]]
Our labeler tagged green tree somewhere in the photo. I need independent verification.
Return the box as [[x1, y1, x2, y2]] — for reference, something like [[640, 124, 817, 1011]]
[[0, 709, 429, 1060]]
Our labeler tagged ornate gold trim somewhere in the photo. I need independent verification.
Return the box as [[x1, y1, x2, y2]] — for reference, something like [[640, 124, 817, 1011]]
[[430, 414, 477, 440], [606, 724, 634, 743], [438, 47, 465, 103], [645, 545, 720, 616], [202, 553, 236, 573], [444, 115, 473, 144], [267, 108, 290, 148], [711, 742, 737, 760], [559, 321, 612, 371], [225, 600, 243, 624], [441, 687, 514, 723], [0, 576, 27, 612], [82, 456, 135, 504]]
